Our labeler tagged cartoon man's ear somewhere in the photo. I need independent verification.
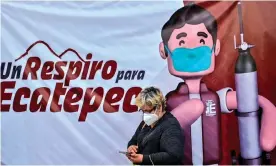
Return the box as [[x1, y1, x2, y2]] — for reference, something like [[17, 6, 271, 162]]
[[215, 39, 221, 56], [159, 42, 167, 59]]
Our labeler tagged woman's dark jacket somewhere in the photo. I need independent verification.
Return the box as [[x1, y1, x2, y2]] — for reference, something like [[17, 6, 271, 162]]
[[127, 112, 184, 165]]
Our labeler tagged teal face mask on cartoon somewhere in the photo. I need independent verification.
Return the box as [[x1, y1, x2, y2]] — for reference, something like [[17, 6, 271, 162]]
[[164, 45, 214, 73]]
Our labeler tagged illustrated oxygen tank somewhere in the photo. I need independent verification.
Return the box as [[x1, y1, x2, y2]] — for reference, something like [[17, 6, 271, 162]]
[[234, 1, 262, 164]]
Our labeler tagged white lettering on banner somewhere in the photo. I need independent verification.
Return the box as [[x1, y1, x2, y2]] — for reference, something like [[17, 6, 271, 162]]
[[206, 100, 216, 116]]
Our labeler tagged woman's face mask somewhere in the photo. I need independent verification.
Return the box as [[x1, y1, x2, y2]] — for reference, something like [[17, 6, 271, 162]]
[[140, 106, 159, 126], [143, 111, 159, 126]]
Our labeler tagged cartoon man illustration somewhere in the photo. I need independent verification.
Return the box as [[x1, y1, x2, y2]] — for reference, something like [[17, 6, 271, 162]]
[[159, 4, 276, 165]]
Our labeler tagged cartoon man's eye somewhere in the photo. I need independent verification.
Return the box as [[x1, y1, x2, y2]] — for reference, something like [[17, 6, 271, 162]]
[[200, 39, 205, 45], [179, 40, 185, 46]]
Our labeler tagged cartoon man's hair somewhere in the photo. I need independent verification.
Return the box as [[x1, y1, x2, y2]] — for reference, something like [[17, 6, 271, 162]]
[[161, 4, 218, 49], [135, 86, 166, 112]]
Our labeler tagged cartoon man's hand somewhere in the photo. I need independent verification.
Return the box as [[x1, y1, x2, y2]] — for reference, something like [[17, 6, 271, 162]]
[[227, 91, 276, 152], [171, 99, 204, 128], [258, 95, 276, 152]]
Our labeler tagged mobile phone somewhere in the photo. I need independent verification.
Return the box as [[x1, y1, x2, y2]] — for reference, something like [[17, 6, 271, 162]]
[[119, 151, 130, 155]]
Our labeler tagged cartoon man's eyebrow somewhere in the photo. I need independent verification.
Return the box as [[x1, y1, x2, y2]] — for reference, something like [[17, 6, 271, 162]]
[[176, 32, 187, 39], [197, 32, 208, 38]]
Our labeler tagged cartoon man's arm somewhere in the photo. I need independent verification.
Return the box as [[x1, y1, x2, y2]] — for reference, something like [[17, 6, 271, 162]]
[[170, 99, 204, 128], [218, 88, 276, 152], [217, 88, 235, 113]]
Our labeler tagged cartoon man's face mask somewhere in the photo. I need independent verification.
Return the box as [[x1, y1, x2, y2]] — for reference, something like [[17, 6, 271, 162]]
[[160, 23, 220, 78], [164, 45, 214, 73]]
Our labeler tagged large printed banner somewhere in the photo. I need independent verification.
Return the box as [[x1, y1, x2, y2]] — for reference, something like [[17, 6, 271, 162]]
[[2, 1, 276, 165], [1, 1, 182, 164]]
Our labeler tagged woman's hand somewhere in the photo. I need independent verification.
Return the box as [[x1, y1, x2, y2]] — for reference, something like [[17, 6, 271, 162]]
[[129, 153, 143, 164], [127, 145, 138, 154]]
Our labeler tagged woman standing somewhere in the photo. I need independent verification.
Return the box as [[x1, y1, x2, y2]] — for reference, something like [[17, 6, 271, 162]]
[[127, 87, 184, 165]]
